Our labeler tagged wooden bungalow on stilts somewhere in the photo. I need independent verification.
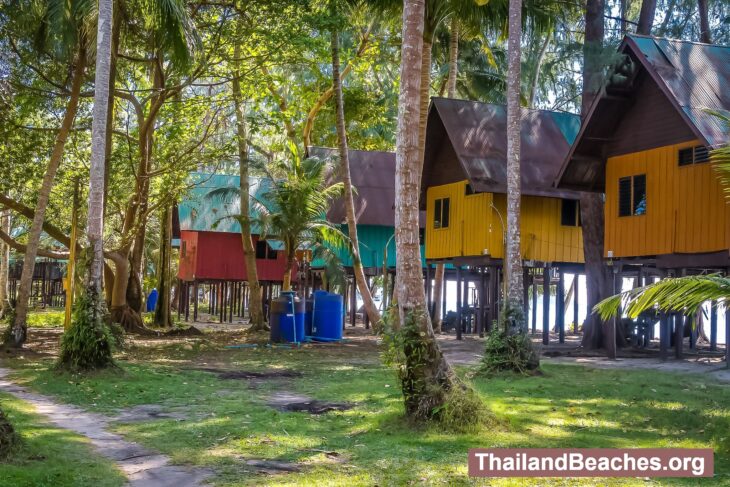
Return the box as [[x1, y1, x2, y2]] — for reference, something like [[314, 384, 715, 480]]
[[174, 173, 300, 324], [421, 98, 586, 341], [7, 258, 66, 308], [556, 34, 730, 362], [308, 148, 427, 329]]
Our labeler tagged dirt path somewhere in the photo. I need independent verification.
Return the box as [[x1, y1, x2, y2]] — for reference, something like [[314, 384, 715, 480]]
[[0, 367, 213, 487]]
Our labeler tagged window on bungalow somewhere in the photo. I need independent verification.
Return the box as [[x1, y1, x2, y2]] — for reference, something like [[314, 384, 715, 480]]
[[618, 175, 646, 217], [255, 240, 267, 259], [465, 183, 475, 196], [678, 145, 710, 166], [267, 246, 278, 260], [433, 197, 450, 229], [560, 199, 580, 226]]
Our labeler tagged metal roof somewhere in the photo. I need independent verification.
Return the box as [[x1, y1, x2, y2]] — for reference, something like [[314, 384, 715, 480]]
[[422, 98, 582, 199], [176, 173, 272, 234], [309, 147, 426, 227], [555, 35, 730, 191]]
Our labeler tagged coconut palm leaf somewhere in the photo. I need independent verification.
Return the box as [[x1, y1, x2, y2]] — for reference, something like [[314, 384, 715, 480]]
[[595, 274, 730, 321]]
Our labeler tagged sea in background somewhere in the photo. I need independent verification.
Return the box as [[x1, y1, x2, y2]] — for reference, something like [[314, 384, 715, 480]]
[[359, 273, 727, 345]]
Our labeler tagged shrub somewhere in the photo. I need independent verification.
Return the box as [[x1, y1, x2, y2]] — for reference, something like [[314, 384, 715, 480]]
[[57, 288, 116, 371], [481, 327, 540, 375]]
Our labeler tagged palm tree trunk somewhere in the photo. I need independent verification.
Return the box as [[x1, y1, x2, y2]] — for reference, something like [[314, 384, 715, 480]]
[[0, 212, 9, 318], [698, 0, 711, 43], [395, 0, 457, 421], [528, 32, 551, 108], [154, 205, 172, 326], [7, 49, 86, 348], [504, 0, 525, 330], [283, 252, 295, 292], [233, 35, 266, 331], [637, 0, 657, 35], [446, 18, 458, 97], [432, 17, 459, 332], [87, 0, 113, 294], [331, 24, 381, 325]]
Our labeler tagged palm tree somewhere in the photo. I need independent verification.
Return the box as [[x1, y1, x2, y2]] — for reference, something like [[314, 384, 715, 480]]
[[232, 25, 267, 331], [253, 155, 348, 292], [394, 0, 462, 422], [6, 0, 91, 348], [503, 0, 525, 332], [87, 0, 114, 295], [330, 1, 381, 326]]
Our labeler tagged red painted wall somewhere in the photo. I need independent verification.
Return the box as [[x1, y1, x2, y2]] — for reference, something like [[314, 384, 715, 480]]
[[177, 230, 298, 282]]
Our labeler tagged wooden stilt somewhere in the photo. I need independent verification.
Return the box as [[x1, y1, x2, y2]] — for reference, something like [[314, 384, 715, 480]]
[[184, 281, 190, 322], [557, 270, 565, 344], [573, 273, 580, 334], [479, 268, 486, 337], [710, 300, 718, 351], [542, 265, 550, 345], [350, 277, 356, 326], [725, 303, 730, 367], [425, 264, 432, 316], [193, 281, 199, 322], [522, 268, 530, 320], [455, 266, 462, 340], [674, 313, 683, 359], [659, 312, 668, 360], [531, 276, 537, 334], [177, 279, 182, 320]]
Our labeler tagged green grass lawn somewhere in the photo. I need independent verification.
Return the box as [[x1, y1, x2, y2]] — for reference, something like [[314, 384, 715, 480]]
[[25, 309, 65, 328], [0, 392, 125, 487], [3, 338, 730, 486]]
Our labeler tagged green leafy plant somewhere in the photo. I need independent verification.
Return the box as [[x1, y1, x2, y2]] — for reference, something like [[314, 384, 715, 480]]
[[0, 405, 17, 460], [481, 327, 540, 375], [57, 288, 117, 371]]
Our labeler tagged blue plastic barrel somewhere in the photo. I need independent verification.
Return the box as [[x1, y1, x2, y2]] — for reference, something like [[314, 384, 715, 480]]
[[311, 291, 344, 340], [269, 291, 305, 343]]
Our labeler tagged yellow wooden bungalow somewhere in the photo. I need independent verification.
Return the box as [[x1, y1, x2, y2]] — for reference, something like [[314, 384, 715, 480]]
[[422, 98, 585, 340], [556, 35, 730, 358]]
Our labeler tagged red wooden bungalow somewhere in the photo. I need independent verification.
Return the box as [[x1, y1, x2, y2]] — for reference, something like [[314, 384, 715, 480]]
[[174, 173, 300, 322]]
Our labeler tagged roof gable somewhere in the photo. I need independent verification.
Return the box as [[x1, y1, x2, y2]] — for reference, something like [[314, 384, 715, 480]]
[[556, 35, 730, 191], [422, 98, 582, 199]]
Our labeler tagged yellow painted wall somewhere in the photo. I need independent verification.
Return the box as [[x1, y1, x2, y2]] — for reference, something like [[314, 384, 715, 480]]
[[425, 180, 584, 263], [604, 140, 730, 258]]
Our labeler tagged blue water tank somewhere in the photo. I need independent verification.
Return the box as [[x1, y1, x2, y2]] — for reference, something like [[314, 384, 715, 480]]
[[270, 291, 305, 343], [311, 291, 344, 340]]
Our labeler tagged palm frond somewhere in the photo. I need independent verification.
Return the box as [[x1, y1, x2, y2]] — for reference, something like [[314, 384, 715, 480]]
[[595, 274, 730, 321]]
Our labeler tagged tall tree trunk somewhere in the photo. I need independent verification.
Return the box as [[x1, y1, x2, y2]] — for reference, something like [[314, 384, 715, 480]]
[[395, 0, 457, 421], [232, 34, 266, 331], [580, 0, 615, 357], [637, 0, 657, 35], [620, 0, 628, 34], [283, 252, 294, 292], [6, 50, 85, 348], [0, 212, 9, 318], [154, 206, 172, 326], [698, 0, 712, 43], [504, 0, 525, 332], [432, 16, 459, 332], [331, 23, 381, 326], [446, 18, 458, 97], [88, 0, 113, 295], [528, 32, 551, 109]]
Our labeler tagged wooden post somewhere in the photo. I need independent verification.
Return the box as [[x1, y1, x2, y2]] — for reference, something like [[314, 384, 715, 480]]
[[557, 270, 565, 343], [442, 273, 448, 320], [64, 180, 79, 329], [542, 265, 550, 345], [659, 312, 668, 360], [455, 266, 462, 340], [177, 279, 182, 320], [364, 276, 371, 329], [425, 264, 432, 316], [573, 273, 580, 334], [725, 303, 730, 367], [710, 300, 718, 351], [184, 281, 190, 321], [531, 276, 537, 334], [479, 268, 486, 337], [522, 267, 530, 320], [193, 281, 199, 322], [350, 277, 356, 326], [674, 313, 683, 359]]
